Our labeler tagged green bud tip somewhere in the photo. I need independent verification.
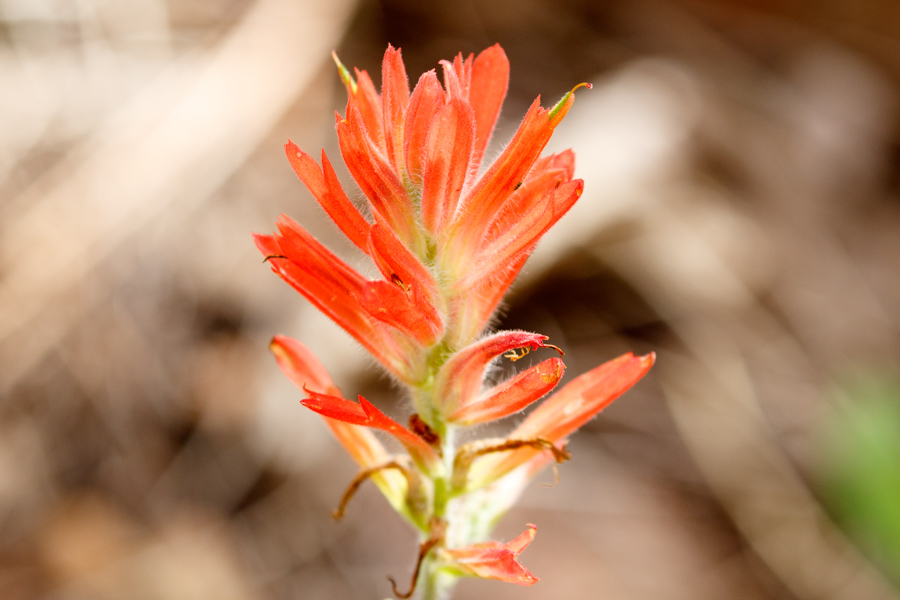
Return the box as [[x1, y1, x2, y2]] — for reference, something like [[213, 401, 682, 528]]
[[331, 51, 357, 94], [548, 82, 592, 121]]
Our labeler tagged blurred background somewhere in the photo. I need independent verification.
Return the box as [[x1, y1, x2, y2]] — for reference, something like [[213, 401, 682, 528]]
[[1, 0, 900, 598]]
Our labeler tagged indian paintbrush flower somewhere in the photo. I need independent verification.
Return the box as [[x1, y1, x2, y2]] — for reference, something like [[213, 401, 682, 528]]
[[256, 44, 654, 599]]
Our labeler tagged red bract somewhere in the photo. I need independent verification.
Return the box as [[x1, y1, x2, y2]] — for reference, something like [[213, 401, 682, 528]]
[[466, 352, 657, 489], [449, 357, 565, 426], [439, 524, 539, 586], [301, 390, 440, 474], [432, 330, 550, 416], [269, 336, 411, 516], [257, 44, 653, 598]]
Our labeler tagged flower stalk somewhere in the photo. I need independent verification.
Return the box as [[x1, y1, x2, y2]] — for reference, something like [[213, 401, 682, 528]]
[[257, 44, 654, 599]]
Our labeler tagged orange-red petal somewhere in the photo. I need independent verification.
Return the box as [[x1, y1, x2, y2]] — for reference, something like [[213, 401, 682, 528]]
[[352, 67, 386, 150], [421, 98, 476, 235], [254, 220, 409, 378], [433, 331, 550, 416], [337, 103, 415, 246], [361, 280, 442, 347], [404, 70, 445, 186], [441, 524, 538, 586], [381, 45, 410, 175], [515, 352, 656, 441], [454, 179, 584, 292], [468, 353, 655, 487], [301, 390, 440, 472], [440, 57, 467, 101], [269, 335, 394, 470], [283, 142, 371, 252], [484, 150, 575, 243], [269, 334, 339, 395], [469, 44, 509, 171], [367, 223, 441, 308], [444, 98, 554, 262], [449, 357, 565, 425]]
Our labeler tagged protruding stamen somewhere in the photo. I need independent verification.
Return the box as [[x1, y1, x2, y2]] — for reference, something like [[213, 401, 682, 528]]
[[388, 518, 446, 599], [504, 347, 530, 361], [548, 81, 592, 122], [452, 438, 570, 491], [505, 342, 565, 361], [544, 343, 565, 356], [262, 254, 287, 263], [332, 460, 411, 520]]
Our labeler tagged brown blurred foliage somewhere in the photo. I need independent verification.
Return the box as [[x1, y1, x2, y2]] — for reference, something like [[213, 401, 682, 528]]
[[1, 0, 899, 599]]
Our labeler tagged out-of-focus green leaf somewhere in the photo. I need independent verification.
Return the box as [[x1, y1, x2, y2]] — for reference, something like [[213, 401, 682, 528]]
[[819, 372, 900, 582]]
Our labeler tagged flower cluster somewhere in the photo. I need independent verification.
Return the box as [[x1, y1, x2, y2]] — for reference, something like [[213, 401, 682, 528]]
[[256, 44, 654, 599]]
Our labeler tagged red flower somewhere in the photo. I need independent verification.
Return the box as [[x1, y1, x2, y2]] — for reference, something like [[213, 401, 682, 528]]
[[466, 352, 656, 489], [258, 44, 652, 596], [439, 524, 539, 586], [301, 390, 440, 474], [256, 44, 589, 369], [269, 336, 410, 508]]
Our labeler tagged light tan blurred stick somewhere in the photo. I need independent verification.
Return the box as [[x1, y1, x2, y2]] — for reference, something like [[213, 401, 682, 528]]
[[0, 0, 356, 393]]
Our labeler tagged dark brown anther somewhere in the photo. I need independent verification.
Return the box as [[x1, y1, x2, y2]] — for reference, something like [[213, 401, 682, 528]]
[[514, 180, 523, 190], [391, 273, 411, 293], [409, 413, 440, 447], [388, 518, 446, 599], [262, 254, 287, 263], [544, 343, 565, 356]]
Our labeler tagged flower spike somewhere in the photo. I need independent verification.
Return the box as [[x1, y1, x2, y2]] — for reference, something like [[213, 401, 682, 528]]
[[257, 44, 653, 598]]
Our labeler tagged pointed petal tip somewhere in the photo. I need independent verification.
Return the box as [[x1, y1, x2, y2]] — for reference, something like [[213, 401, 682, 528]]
[[383, 44, 404, 67], [283, 139, 315, 165], [513, 523, 537, 551]]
